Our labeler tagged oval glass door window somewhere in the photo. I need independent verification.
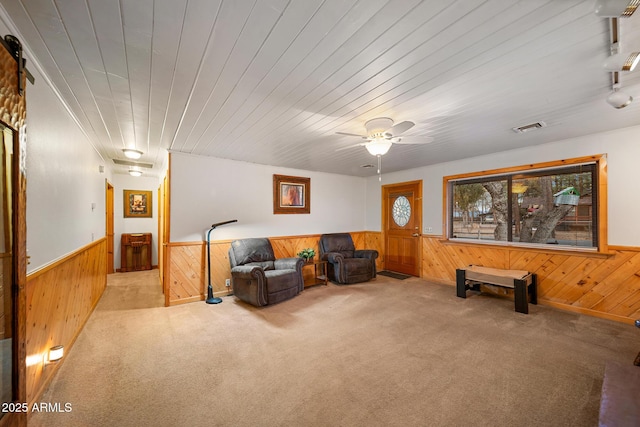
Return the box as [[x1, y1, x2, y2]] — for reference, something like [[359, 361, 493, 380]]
[[392, 196, 411, 227]]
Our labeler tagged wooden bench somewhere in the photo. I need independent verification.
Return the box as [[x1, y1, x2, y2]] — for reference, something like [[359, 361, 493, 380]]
[[599, 361, 640, 426], [456, 265, 537, 314]]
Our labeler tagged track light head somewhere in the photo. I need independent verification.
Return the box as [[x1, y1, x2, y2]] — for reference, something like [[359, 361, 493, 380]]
[[604, 52, 640, 71], [595, 0, 639, 17], [606, 88, 633, 108]]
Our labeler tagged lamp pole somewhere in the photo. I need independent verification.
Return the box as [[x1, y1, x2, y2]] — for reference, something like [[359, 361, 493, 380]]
[[205, 219, 237, 304]]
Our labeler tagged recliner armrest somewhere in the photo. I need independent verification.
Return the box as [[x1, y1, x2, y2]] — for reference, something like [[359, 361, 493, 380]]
[[354, 250, 378, 260], [322, 252, 345, 263], [231, 265, 265, 280], [274, 257, 304, 271]]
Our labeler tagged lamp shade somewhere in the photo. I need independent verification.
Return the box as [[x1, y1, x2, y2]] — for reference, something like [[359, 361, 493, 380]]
[[604, 52, 640, 71], [606, 90, 633, 108], [594, 0, 639, 17], [365, 139, 392, 156]]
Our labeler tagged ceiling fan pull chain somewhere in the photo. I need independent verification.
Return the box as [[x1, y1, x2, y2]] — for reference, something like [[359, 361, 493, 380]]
[[377, 155, 382, 181]]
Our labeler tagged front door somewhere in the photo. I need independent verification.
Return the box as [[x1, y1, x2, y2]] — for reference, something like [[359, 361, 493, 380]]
[[383, 180, 422, 276]]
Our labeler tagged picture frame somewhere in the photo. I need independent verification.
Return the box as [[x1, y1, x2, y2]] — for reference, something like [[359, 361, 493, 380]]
[[124, 189, 152, 218], [273, 174, 310, 214]]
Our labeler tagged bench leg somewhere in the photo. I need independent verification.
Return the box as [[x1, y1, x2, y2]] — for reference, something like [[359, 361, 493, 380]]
[[529, 274, 537, 305], [514, 279, 528, 314], [456, 269, 467, 298]]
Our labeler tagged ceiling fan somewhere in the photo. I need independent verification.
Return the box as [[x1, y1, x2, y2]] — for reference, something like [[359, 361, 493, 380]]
[[336, 117, 434, 156]]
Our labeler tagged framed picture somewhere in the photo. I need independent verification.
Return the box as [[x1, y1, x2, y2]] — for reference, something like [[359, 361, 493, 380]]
[[124, 189, 152, 218], [273, 174, 310, 214]]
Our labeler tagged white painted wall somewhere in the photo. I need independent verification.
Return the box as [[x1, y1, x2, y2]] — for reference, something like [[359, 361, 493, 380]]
[[170, 152, 366, 242], [111, 174, 159, 269], [24, 57, 109, 274], [365, 125, 640, 247]]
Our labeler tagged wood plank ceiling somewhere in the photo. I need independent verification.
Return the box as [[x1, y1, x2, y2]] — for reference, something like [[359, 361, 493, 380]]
[[1, 0, 640, 177]]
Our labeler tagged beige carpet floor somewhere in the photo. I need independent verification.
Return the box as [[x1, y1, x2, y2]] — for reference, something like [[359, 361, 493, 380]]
[[30, 270, 639, 427]]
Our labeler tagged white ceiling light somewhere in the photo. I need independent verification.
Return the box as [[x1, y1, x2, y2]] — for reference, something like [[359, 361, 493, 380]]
[[595, 0, 639, 17], [365, 139, 393, 156], [128, 168, 143, 177], [606, 84, 633, 108], [122, 148, 143, 159]]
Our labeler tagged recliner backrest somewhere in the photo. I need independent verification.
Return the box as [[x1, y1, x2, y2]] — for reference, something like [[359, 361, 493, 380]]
[[319, 233, 355, 258], [229, 238, 276, 270]]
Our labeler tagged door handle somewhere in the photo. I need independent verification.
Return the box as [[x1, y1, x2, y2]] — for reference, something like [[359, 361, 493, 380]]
[[412, 233, 420, 237]]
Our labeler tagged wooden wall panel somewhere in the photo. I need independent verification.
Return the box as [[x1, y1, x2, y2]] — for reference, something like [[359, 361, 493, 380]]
[[166, 232, 383, 305], [166, 243, 204, 305], [362, 231, 383, 271], [25, 239, 106, 405], [421, 237, 640, 324], [210, 242, 232, 296]]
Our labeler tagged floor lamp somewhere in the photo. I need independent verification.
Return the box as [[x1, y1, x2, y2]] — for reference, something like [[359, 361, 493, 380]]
[[206, 219, 237, 304]]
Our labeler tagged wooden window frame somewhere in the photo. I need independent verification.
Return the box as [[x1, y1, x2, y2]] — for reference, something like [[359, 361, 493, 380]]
[[442, 154, 608, 253]]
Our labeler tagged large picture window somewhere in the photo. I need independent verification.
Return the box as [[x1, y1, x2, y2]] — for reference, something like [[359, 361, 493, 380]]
[[446, 156, 606, 251]]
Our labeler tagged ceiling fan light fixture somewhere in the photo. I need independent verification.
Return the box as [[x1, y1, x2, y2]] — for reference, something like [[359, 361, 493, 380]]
[[122, 148, 143, 159], [594, 0, 639, 17], [365, 139, 393, 156], [364, 117, 394, 135]]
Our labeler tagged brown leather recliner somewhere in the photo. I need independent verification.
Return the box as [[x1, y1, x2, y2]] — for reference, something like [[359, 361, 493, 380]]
[[319, 233, 378, 284], [229, 238, 304, 306]]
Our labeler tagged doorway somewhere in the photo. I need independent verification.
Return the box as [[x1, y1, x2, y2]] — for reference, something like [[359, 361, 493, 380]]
[[382, 180, 422, 276], [106, 181, 114, 274]]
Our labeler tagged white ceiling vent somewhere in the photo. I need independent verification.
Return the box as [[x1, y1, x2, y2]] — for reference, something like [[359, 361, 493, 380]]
[[113, 159, 154, 168], [512, 121, 547, 134]]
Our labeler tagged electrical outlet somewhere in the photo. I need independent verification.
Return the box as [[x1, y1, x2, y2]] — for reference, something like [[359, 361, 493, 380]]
[[225, 279, 231, 287], [425, 226, 433, 233]]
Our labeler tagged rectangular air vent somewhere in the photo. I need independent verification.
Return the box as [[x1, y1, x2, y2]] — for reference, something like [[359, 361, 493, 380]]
[[113, 159, 154, 168], [512, 121, 546, 134]]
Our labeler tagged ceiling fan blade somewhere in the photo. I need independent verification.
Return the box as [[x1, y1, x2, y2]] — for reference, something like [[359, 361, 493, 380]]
[[393, 136, 434, 144], [388, 121, 414, 136], [336, 131, 368, 139], [335, 142, 367, 152]]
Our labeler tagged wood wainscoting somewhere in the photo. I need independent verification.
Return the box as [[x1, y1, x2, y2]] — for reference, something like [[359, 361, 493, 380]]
[[164, 232, 384, 306], [165, 232, 639, 323], [25, 238, 107, 406], [421, 236, 640, 324]]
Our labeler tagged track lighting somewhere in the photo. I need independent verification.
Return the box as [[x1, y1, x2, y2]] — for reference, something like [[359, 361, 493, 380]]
[[122, 148, 143, 159], [606, 84, 633, 108], [605, 43, 640, 71], [604, 51, 640, 71], [594, 0, 639, 17]]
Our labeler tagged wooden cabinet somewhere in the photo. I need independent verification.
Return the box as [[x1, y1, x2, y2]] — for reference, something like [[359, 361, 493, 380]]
[[121, 233, 152, 272]]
